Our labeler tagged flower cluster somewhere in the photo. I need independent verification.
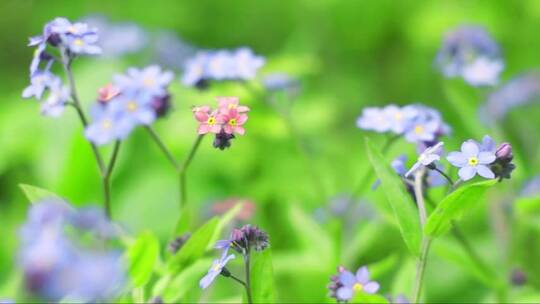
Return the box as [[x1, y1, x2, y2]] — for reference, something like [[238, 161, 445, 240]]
[[406, 135, 515, 182], [18, 199, 125, 302], [435, 25, 504, 87], [200, 225, 269, 289], [357, 104, 450, 145], [193, 97, 250, 150], [328, 265, 380, 301], [182, 48, 265, 88], [85, 65, 174, 145]]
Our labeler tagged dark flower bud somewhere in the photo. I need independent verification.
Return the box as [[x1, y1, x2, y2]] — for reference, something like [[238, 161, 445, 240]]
[[40, 51, 54, 62], [510, 268, 527, 286], [213, 130, 235, 150], [151, 94, 171, 118], [229, 225, 270, 253], [168, 233, 191, 254], [496, 143, 513, 161], [328, 266, 346, 300], [47, 33, 62, 47], [195, 79, 209, 90]]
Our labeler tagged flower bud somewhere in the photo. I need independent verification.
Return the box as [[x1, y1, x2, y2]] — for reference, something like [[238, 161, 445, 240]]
[[168, 233, 191, 254], [510, 268, 527, 286], [151, 94, 171, 118], [496, 143, 513, 160], [213, 130, 235, 150]]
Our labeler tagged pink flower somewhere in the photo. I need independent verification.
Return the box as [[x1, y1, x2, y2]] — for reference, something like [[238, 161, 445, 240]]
[[220, 108, 248, 135], [193, 106, 222, 134], [97, 83, 121, 104], [217, 96, 249, 113]]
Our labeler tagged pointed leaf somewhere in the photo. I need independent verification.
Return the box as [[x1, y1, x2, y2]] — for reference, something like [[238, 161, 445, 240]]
[[126, 231, 160, 287], [424, 180, 497, 237], [365, 138, 421, 256], [251, 249, 276, 303], [19, 183, 63, 204]]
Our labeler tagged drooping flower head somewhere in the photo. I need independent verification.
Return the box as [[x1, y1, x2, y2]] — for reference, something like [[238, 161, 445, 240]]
[[199, 251, 235, 289], [435, 25, 503, 87], [405, 142, 444, 177], [447, 139, 496, 181], [22, 72, 70, 117], [215, 224, 270, 256]]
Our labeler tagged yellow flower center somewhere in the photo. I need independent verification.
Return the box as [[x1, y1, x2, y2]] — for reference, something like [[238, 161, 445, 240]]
[[74, 38, 84, 46], [207, 116, 216, 125], [212, 263, 221, 271], [468, 157, 479, 166], [68, 26, 77, 33], [228, 118, 237, 126], [127, 101, 138, 112], [228, 103, 236, 110], [353, 283, 363, 292], [143, 77, 154, 87], [101, 119, 112, 130], [414, 125, 424, 134], [394, 112, 403, 120]]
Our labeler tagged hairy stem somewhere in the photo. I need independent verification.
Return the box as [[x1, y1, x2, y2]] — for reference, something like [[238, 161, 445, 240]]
[[413, 169, 431, 303], [179, 135, 204, 208]]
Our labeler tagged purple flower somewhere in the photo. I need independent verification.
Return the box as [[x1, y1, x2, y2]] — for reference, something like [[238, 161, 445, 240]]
[[447, 140, 496, 181], [199, 251, 235, 289], [114, 65, 174, 97], [29, 43, 54, 76], [405, 142, 444, 177], [480, 135, 496, 153], [22, 71, 57, 100], [435, 25, 503, 86], [84, 105, 135, 145], [336, 266, 380, 300]]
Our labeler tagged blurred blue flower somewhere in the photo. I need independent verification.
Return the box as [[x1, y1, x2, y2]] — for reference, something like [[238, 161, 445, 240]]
[[262, 73, 301, 99], [62, 32, 102, 55], [521, 176, 540, 197], [199, 251, 235, 289], [447, 139, 496, 181], [481, 72, 540, 122], [108, 90, 156, 125], [39, 80, 69, 117], [22, 71, 57, 100], [435, 25, 503, 87], [18, 199, 126, 302], [82, 15, 148, 58], [336, 266, 380, 300], [181, 48, 265, 87], [84, 105, 134, 145], [152, 30, 196, 71], [114, 65, 174, 97], [405, 142, 444, 177], [356, 107, 392, 133]]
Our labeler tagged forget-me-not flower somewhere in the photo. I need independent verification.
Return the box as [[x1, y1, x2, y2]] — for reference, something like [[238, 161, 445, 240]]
[[84, 105, 134, 145], [405, 142, 444, 177], [336, 266, 380, 300], [447, 139, 496, 181], [199, 251, 235, 289]]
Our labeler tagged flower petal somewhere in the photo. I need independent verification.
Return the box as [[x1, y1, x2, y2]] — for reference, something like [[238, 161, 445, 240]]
[[476, 165, 495, 179], [356, 266, 370, 284], [461, 140, 479, 157], [336, 287, 353, 301], [339, 271, 356, 287], [478, 152, 496, 164], [447, 152, 467, 167], [458, 166, 477, 181], [363, 281, 380, 294]]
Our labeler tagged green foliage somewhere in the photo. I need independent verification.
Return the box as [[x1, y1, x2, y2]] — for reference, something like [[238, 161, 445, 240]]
[[251, 249, 276, 303], [424, 180, 497, 237], [365, 138, 421, 256], [168, 217, 219, 274], [126, 231, 160, 287], [350, 291, 389, 304], [19, 183, 63, 204]]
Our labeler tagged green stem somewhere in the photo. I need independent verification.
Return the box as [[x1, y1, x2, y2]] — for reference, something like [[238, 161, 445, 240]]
[[244, 252, 253, 304], [413, 169, 431, 303], [145, 126, 180, 170], [228, 273, 247, 287], [179, 135, 204, 208], [102, 141, 121, 218], [431, 167, 454, 185]]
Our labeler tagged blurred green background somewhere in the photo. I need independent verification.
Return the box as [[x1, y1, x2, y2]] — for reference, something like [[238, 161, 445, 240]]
[[1, 0, 540, 302]]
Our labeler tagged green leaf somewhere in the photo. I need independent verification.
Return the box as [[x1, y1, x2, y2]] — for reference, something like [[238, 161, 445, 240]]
[[424, 179, 497, 237], [161, 258, 211, 302], [251, 249, 276, 303], [126, 231, 160, 287], [288, 204, 334, 260], [365, 138, 421, 256], [515, 196, 540, 216], [350, 291, 389, 304], [19, 183, 63, 204], [168, 217, 219, 274]]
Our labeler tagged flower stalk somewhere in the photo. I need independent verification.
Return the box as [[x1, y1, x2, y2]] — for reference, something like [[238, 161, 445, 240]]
[[412, 169, 432, 303]]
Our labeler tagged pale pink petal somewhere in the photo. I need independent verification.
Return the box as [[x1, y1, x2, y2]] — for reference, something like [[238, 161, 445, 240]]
[[198, 125, 210, 134], [223, 125, 234, 134], [210, 125, 222, 134], [234, 126, 245, 135], [237, 105, 250, 112], [237, 114, 248, 125]]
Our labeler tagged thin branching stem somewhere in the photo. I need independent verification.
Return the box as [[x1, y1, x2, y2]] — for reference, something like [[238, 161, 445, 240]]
[[413, 169, 431, 303]]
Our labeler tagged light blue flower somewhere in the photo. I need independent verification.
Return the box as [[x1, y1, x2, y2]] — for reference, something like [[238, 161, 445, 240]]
[[233, 47, 265, 80], [109, 90, 156, 125], [22, 71, 57, 100], [199, 251, 235, 289], [84, 105, 135, 146], [182, 52, 210, 86], [336, 266, 380, 301], [356, 107, 392, 133], [63, 33, 102, 55], [405, 142, 444, 177], [447, 139, 496, 181], [114, 65, 173, 97], [39, 80, 69, 117]]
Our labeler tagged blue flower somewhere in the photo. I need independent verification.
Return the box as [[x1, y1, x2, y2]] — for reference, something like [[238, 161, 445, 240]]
[[405, 142, 444, 177], [447, 139, 496, 181], [182, 52, 211, 87], [109, 90, 156, 125], [63, 32, 102, 55], [435, 25, 503, 87], [22, 71, 57, 100], [114, 65, 174, 97], [336, 266, 380, 300], [199, 251, 235, 289], [233, 47, 265, 80], [18, 199, 126, 302], [403, 105, 449, 143], [356, 107, 392, 133], [40, 80, 70, 117], [84, 105, 135, 145]]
